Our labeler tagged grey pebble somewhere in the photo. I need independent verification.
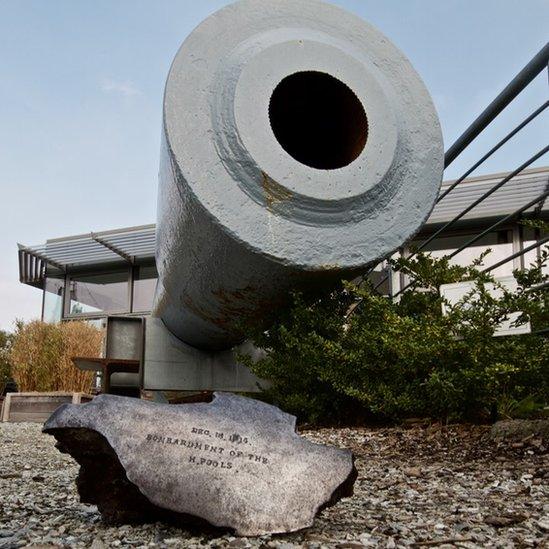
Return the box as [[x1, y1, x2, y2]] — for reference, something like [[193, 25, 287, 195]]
[[1, 421, 548, 548]]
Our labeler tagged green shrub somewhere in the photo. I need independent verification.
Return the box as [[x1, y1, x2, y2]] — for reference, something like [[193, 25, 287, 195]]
[[242, 233, 548, 425]]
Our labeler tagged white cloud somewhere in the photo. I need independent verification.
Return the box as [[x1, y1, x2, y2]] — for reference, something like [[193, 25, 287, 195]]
[[100, 79, 141, 97]]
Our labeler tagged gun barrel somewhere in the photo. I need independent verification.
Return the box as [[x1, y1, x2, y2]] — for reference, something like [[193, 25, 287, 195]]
[[154, 0, 443, 350]]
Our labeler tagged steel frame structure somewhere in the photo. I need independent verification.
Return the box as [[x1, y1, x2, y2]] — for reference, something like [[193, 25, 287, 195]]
[[365, 43, 549, 302]]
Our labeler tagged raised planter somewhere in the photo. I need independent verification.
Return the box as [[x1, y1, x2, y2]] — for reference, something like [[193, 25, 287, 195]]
[[1, 392, 93, 423]]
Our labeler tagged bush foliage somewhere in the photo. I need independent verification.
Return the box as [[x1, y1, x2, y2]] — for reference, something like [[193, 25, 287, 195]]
[[0, 330, 13, 395], [243, 229, 548, 424], [10, 320, 103, 393]]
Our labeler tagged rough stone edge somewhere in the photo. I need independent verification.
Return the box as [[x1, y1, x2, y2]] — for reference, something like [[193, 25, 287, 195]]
[[43, 426, 233, 533], [42, 398, 358, 536]]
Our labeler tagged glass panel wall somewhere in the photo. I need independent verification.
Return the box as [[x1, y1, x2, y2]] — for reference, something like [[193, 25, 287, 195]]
[[68, 271, 129, 316], [43, 274, 64, 322], [84, 318, 106, 330], [132, 265, 157, 312]]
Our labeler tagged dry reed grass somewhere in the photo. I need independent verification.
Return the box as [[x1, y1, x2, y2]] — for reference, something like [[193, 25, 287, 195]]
[[10, 320, 103, 393]]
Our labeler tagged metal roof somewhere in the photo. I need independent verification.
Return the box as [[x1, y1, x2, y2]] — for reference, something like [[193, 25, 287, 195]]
[[18, 167, 548, 283], [427, 165, 548, 228], [18, 224, 156, 283], [43, 224, 156, 264]]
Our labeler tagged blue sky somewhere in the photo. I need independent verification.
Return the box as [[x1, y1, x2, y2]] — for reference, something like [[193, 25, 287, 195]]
[[0, 0, 547, 330]]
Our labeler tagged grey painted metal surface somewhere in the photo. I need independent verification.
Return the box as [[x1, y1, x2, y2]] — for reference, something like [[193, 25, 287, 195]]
[[154, 0, 444, 350], [143, 318, 266, 392], [105, 317, 143, 361], [105, 317, 143, 388]]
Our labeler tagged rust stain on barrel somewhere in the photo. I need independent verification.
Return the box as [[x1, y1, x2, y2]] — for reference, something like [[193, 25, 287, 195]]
[[261, 172, 293, 210]]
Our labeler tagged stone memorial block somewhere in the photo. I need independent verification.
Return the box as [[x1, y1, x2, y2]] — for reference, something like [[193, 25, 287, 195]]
[[43, 393, 356, 535]]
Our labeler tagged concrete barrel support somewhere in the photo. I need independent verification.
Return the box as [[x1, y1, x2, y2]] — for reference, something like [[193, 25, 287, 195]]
[[154, 0, 444, 351]]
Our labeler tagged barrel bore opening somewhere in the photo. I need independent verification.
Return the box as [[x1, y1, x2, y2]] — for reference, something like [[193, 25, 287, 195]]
[[268, 71, 368, 170]]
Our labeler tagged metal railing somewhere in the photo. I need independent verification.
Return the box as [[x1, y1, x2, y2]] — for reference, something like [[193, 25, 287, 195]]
[[348, 42, 549, 322]]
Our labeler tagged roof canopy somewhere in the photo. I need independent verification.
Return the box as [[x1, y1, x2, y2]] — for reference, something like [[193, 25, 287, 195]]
[[18, 224, 156, 285]]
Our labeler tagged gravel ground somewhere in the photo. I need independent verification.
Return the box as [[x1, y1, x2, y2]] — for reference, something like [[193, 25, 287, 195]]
[[0, 421, 547, 548]]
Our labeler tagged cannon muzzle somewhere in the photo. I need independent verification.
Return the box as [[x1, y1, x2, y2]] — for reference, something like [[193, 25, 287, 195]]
[[154, 0, 443, 350]]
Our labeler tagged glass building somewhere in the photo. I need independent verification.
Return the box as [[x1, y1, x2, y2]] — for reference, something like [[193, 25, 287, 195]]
[[18, 167, 549, 324]]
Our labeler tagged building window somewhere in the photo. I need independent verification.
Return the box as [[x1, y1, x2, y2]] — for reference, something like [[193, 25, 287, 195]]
[[412, 230, 514, 278], [132, 265, 157, 312], [523, 227, 548, 275], [68, 271, 129, 316], [367, 261, 391, 295], [43, 274, 64, 322], [83, 318, 106, 330]]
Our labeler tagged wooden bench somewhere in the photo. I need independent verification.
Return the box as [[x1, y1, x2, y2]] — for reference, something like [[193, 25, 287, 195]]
[[1, 392, 93, 423]]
